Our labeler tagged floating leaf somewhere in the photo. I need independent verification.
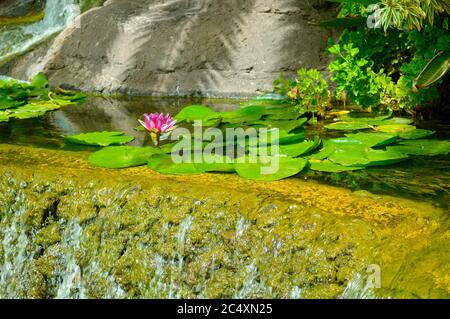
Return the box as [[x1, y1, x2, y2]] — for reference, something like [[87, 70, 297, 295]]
[[8, 102, 60, 119], [381, 117, 414, 125], [250, 118, 308, 132], [309, 160, 364, 173], [279, 139, 322, 158], [89, 146, 161, 169], [65, 131, 135, 147], [278, 130, 305, 145], [234, 156, 308, 181], [398, 129, 435, 140], [0, 96, 23, 110], [261, 106, 299, 121], [174, 105, 220, 123], [325, 121, 372, 131], [221, 106, 265, 124], [148, 153, 203, 175], [0, 111, 9, 122], [328, 145, 409, 167], [387, 140, 450, 156], [194, 154, 235, 173], [375, 124, 416, 133], [344, 132, 399, 147]]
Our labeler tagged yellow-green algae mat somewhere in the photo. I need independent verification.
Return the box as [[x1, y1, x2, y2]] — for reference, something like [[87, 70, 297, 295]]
[[0, 144, 448, 299]]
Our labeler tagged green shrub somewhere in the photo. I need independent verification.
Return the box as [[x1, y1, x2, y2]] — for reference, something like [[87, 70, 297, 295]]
[[274, 69, 331, 118], [327, 5, 449, 112]]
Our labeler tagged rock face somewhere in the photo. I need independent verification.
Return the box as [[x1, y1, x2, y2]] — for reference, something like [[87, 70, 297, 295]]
[[0, 0, 45, 17], [4, 0, 337, 97]]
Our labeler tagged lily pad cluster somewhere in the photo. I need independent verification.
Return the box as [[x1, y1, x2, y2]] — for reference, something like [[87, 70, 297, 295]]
[[89, 100, 316, 181], [87, 98, 450, 181], [0, 73, 86, 122]]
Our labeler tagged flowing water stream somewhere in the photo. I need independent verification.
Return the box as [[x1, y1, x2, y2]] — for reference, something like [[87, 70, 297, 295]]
[[0, 0, 81, 66]]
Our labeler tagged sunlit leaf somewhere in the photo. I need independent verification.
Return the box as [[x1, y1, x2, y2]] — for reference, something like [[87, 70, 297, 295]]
[[89, 146, 161, 169], [309, 159, 364, 173], [234, 156, 308, 181], [387, 140, 450, 156], [65, 131, 135, 147]]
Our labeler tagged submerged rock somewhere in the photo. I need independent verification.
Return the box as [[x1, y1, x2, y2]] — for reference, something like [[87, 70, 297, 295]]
[[0, 144, 448, 299], [3, 0, 337, 97]]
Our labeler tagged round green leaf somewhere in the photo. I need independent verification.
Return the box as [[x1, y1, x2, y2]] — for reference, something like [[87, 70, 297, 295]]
[[234, 156, 308, 181], [66, 131, 135, 147], [148, 153, 204, 175], [89, 146, 160, 169]]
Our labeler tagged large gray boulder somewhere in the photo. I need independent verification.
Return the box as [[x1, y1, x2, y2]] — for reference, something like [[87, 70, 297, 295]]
[[5, 0, 337, 97], [0, 0, 45, 17]]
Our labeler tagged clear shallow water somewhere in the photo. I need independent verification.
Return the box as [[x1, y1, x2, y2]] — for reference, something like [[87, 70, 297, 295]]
[[0, 95, 449, 208]]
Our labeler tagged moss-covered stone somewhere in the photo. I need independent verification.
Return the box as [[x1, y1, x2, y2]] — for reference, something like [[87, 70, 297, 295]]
[[36, 224, 62, 247], [0, 144, 448, 299]]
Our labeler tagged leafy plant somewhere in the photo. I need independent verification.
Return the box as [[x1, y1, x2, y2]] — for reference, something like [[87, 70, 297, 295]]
[[0, 73, 86, 122], [326, 9, 449, 111], [330, 0, 450, 31], [274, 68, 331, 118], [413, 51, 450, 91]]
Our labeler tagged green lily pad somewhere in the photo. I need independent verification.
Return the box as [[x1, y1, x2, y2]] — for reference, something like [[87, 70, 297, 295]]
[[89, 146, 161, 169], [261, 106, 299, 121], [221, 106, 264, 124], [250, 118, 308, 133], [381, 117, 414, 125], [0, 111, 10, 122], [234, 156, 308, 181], [0, 96, 23, 110], [8, 102, 60, 119], [279, 139, 322, 158], [387, 140, 450, 156], [328, 146, 409, 167], [194, 154, 235, 173], [344, 132, 399, 148], [65, 131, 135, 147], [248, 129, 305, 147], [375, 124, 417, 134], [240, 98, 290, 108], [337, 112, 392, 123], [324, 121, 372, 131], [278, 130, 305, 145], [174, 105, 220, 123], [398, 129, 435, 140], [148, 153, 204, 175], [309, 160, 364, 173]]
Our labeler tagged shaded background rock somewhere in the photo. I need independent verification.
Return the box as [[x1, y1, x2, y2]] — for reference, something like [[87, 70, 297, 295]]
[[3, 0, 338, 97]]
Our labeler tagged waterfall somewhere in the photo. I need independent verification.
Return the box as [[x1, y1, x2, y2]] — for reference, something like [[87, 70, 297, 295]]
[[0, 0, 82, 68]]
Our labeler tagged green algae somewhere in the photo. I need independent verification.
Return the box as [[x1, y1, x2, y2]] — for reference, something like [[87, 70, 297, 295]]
[[0, 144, 448, 299]]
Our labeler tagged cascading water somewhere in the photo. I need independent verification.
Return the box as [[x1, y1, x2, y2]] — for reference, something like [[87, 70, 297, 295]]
[[0, 0, 82, 67]]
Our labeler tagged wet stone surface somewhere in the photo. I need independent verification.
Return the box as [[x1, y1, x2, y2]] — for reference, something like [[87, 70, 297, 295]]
[[0, 144, 448, 299]]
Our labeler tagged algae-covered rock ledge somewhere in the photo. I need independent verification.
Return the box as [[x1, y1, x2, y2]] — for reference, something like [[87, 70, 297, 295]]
[[0, 144, 448, 299]]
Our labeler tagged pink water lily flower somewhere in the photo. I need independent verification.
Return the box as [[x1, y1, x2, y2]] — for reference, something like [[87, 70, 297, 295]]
[[139, 113, 177, 146]]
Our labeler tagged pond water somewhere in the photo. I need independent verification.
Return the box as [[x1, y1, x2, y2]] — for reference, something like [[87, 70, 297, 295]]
[[0, 95, 449, 209], [1, 95, 449, 299]]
